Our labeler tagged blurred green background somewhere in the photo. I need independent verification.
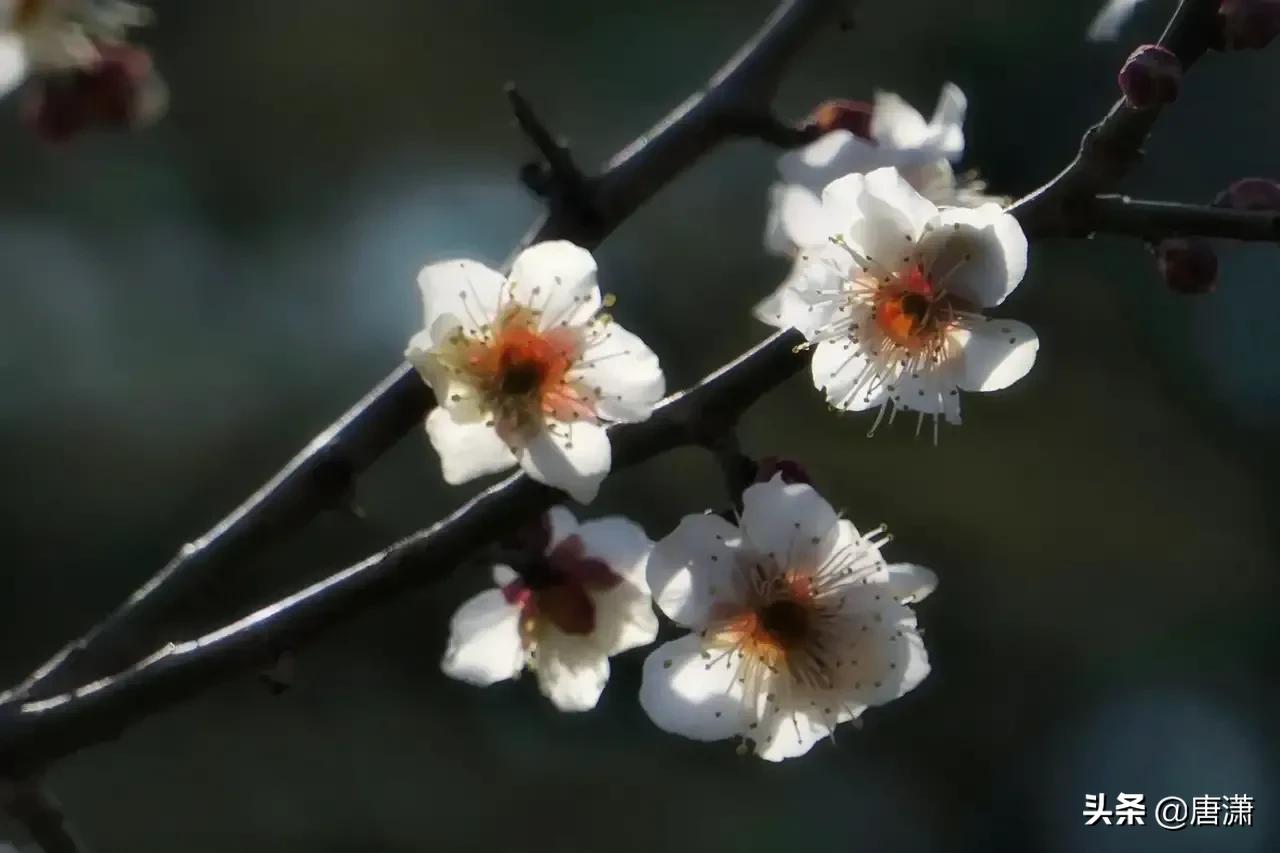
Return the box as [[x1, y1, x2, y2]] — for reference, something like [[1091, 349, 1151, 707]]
[[1, 0, 1278, 850]]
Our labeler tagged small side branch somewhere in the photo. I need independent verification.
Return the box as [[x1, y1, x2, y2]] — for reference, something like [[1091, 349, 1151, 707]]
[[1012, 0, 1222, 237], [2, 778, 85, 853], [1082, 195, 1280, 242], [506, 84, 597, 218]]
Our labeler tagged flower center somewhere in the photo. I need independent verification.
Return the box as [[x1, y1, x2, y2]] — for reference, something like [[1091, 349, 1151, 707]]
[[757, 599, 811, 650], [446, 305, 596, 440], [504, 533, 623, 646], [498, 346, 549, 396], [871, 265, 954, 350]]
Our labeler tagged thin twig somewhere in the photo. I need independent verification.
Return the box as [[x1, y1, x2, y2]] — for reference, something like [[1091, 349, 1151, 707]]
[[506, 84, 596, 215], [1012, 0, 1222, 238], [707, 430, 756, 511], [3, 0, 848, 707], [1080, 195, 1280, 242]]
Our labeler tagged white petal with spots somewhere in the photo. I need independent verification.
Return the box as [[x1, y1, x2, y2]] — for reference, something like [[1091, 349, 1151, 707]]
[[425, 407, 517, 484], [645, 513, 742, 629], [508, 240, 602, 330], [518, 419, 611, 504]]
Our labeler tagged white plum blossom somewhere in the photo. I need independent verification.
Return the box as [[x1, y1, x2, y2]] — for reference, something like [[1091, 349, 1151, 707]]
[[0, 0, 148, 97], [442, 506, 659, 712], [764, 83, 992, 260], [760, 84, 1003, 326], [762, 166, 1038, 437], [640, 474, 935, 761], [407, 240, 665, 503]]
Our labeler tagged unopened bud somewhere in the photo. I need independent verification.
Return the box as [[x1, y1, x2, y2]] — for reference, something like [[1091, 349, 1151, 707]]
[[1214, 177, 1280, 211], [807, 99, 874, 140], [24, 43, 166, 142], [1157, 238, 1219, 295], [753, 457, 812, 485], [1219, 0, 1280, 50], [1118, 45, 1182, 109]]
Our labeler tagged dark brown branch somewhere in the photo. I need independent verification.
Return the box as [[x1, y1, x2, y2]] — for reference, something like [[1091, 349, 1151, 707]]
[[506, 84, 595, 214], [2, 778, 86, 853], [1011, 0, 1222, 238], [1077, 195, 1280, 242], [0, 332, 808, 774], [0, 0, 1236, 776], [4, 0, 847, 707]]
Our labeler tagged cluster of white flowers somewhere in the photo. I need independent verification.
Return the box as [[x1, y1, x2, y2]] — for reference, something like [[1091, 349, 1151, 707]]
[[411, 83, 1038, 760], [442, 476, 933, 761]]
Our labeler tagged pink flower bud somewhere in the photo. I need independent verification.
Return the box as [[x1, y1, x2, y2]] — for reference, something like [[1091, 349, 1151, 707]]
[[1157, 238, 1219, 295], [1219, 0, 1280, 50], [807, 99, 875, 141], [1118, 45, 1182, 109], [754, 457, 812, 485], [24, 43, 166, 143], [1214, 177, 1280, 211]]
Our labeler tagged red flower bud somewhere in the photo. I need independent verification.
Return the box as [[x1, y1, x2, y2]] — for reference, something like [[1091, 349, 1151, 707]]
[[1118, 45, 1182, 109], [24, 43, 165, 142], [1219, 0, 1280, 50], [807, 99, 875, 141], [1214, 177, 1280, 211], [1157, 238, 1219, 295]]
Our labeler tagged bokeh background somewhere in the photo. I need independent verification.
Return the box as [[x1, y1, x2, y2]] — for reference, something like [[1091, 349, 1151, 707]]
[[1, 0, 1278, 850]]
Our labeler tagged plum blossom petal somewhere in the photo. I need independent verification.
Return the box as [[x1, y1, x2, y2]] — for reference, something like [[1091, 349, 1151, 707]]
[[566, 321, 665, 423], [873, 83, 966, 160], [765, 182, 837, 254], [426, 407, 517, 485], [739, 476, 840, 570], [508, 240, 602, 330], [809, 334, 888, 413], [441, 589, 524, 687], [883, 561, 939, 605], [951, 318, 1040, 393], [928, 204, 1028, 308], [646, 513, 742, 629], [535, 630, 611, 712], [0, 32, 27, 96], [639, 634, 751, 741], [518, 420, 611, 504], [416, 259, 506, 339], [1088, 0, 1145, 40], [576, 517, 659, 654]]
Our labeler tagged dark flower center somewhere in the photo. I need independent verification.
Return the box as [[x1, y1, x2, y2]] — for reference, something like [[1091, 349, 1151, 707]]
[[499, 356, 546, 396], [758, 599, 811, 649]]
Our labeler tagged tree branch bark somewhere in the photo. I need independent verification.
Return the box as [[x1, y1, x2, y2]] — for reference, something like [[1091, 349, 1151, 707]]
[[3, 0, 848, 708], [0, 331, 808, 774], [0, 0, 1252, 796], [1011, 0, 1223, 238], [1078, 195, 1280, 242], [2, 778, 85, 853]]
